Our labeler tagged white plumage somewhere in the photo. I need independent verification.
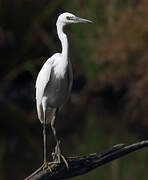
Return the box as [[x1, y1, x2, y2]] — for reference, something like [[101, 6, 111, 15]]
[[35, 12, 92, 168]]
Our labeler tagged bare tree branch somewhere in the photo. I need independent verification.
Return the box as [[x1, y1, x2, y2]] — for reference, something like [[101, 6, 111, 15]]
[[25, 140, 148, 180]]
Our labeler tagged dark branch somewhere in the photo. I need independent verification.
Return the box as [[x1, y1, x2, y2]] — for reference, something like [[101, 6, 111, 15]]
[[25, 140, 148, 180]]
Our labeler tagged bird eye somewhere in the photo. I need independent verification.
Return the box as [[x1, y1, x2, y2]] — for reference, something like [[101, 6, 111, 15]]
[[66, 16, 72, 20]]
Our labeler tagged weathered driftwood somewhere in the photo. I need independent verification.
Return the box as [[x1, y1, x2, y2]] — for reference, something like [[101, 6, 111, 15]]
[[25, 140, 148, 180]]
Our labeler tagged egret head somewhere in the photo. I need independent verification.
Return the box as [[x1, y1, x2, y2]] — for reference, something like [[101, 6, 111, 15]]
[[56, 12, 93, 26]]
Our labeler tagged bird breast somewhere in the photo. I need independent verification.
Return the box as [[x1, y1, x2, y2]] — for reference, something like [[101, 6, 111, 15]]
[[53, 57, 68, 79], [43, 67, 69, 108]]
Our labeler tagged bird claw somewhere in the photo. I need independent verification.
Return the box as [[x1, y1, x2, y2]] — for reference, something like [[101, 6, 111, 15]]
[[60, 154, 69, 168], [49, 152, 69, 169], [42, 161, 52, 172], [47, 140, 68, 169]]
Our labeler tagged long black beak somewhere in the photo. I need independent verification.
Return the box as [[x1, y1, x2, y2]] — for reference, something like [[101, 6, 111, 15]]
[[76, 17, 93, 24]]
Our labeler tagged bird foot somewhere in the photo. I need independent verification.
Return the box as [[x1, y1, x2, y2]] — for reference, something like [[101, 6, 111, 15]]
[[48, 152, 69, 168], [42, 161, 52, 171], [24, 162, 51, 180], [47, 140, 68, 168]]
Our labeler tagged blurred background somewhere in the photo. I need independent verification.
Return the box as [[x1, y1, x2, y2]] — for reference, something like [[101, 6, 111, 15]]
[[0, 0, 148, 179]]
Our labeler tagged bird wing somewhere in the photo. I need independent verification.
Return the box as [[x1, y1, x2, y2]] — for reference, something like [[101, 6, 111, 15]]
[[67, 61, 73, 99], [36, 59, 52, 103], [35, 56, 54, 122], [57, 60, 73, 113]]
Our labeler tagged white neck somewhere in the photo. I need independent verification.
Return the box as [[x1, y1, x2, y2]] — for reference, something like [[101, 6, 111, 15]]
[[56, 22, 68, 58]]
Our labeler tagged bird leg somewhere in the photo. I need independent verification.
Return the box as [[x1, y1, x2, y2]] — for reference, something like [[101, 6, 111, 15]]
[[28, 111, 52, 176], [43, 118, 47, 167], [52, 140, 69, 168], [49, 115, 68, 168], [50, 115, 59, 151], [42, 111, 51, 170]]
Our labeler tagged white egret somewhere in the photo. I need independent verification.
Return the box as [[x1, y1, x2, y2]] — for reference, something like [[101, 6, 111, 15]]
[[35, 12, 93, 168]]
